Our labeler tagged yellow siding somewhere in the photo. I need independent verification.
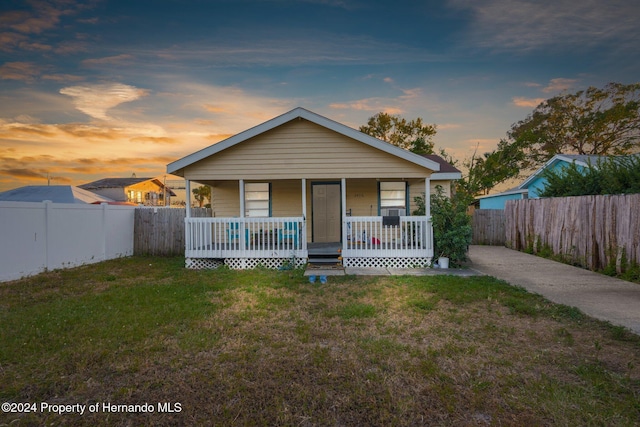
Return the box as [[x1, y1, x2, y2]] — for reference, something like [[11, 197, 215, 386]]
[[184, 119, 433, 181], [210, 182, 239, 217], [407, 179, 452, 213], [211, 178, 452, 218]]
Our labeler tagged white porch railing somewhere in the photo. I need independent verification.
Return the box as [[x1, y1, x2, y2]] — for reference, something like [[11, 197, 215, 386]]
[[185, 217, 307, 259], [343, 216, 433, 258]]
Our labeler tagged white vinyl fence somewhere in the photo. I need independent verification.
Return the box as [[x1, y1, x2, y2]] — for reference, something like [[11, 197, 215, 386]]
[[0, 201, 135, 282]]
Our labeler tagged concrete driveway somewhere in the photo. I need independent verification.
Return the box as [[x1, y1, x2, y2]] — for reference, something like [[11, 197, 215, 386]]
[[467, 245, 640, 335]]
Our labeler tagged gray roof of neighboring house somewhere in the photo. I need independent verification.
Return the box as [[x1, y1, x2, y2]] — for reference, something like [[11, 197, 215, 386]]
[[0, 185, 114, 204], [79, 178, 177, 196], [78, 177, 153, 189]]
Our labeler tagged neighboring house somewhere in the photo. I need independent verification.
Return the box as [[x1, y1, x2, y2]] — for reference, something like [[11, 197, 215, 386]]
[[477, 154, 606, 209], [0, 185, 114, 204], [167, 107, 461, 270], [79, 177, 176, 206]]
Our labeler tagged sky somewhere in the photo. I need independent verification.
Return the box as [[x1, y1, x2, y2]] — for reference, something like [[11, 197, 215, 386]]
[[1, 0, 639, 192]]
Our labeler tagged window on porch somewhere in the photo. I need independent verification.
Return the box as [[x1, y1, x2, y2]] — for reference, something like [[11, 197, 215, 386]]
[[245, 182, 271, 217], [379, 181, 407, 216]]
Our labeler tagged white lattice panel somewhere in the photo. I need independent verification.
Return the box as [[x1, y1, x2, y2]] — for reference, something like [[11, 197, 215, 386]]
[[224, 258, 306, 270], [343, 257, 431, 268], [186, 258, 224, 269]]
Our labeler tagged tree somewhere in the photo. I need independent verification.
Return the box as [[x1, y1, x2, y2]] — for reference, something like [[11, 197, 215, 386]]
[[192, 185, 211, 208], [538, 155, 640, 197], [413, 185, 472, 267], [457, 82, 640, 196], [506, 82, 640, 171], [360, 112, 437, 154]]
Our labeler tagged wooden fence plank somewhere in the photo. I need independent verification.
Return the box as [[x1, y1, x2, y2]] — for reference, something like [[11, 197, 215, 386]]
[[472, 209, 505, 245], [134, 208, 211, 256], [505, 194, 640, 272]]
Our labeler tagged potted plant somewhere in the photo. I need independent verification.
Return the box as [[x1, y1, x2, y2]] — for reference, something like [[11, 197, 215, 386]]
[[414, 185, 472, 268]]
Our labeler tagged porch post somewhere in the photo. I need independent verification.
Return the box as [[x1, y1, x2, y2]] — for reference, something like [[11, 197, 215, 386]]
[[341, 178, 347, 251], [239, 179, 245, 218], [185, 179, 191, 218], [425, 176, 432, 256], [301, 179, 307, 247], [425, 177, 431, 219]]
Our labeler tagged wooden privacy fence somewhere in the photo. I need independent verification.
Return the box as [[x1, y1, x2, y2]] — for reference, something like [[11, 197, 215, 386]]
[[505, 194, 640, 272], [134, 207, 211, 256], [472, 209, 506, 245]]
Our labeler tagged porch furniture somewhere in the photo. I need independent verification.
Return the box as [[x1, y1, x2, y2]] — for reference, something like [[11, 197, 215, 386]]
[[278, 221, 299, 247]]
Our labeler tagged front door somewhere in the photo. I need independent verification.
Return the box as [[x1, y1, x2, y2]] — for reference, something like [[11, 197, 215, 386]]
[[312, 183, 341, 242]]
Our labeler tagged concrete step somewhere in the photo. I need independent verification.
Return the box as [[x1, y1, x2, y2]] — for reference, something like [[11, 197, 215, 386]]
[[307, 257, 341, 265]]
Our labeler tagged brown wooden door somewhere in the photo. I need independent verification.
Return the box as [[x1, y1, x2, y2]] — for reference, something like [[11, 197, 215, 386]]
[[312, 183, 341, 242]]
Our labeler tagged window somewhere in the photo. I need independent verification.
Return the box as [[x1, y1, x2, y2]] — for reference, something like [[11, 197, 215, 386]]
[[245, 183, 270, 217], [380, 182, 407, 215]]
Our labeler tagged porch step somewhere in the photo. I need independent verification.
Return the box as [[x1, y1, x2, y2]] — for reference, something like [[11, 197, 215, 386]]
[[307, 257, 342, 266]]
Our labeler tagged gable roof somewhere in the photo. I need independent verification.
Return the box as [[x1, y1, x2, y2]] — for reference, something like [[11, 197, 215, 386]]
[[167, 107, 442, 175], [0, 185, 114, 204], [420, 154, 462, 180], [518, 154, 606, 189], [79, 177, 176, 195]]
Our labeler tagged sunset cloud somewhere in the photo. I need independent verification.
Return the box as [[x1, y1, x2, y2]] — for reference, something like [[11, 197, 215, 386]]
[[330, 100, 403, 115], [59, 83, 149, 120], [0, 61, 41, 81], [542, 78, 577, 93], [130, 136, 179, 144], [512, 97, 545, 108], [81, 54, 135, 67]]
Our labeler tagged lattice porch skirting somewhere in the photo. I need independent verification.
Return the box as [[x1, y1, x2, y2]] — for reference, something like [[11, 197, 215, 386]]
[[343, 257, 432, 269], [186, 257, 306, 270]]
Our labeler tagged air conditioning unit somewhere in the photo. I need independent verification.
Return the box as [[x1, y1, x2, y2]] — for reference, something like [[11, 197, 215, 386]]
[[381, 208, 406, 216]]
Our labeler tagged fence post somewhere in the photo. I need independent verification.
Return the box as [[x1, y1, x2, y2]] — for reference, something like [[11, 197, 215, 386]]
[[44, 200, 52, 270]]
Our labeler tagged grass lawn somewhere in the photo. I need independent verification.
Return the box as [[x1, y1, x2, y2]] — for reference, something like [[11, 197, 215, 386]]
[[1, 256, 639, 426]]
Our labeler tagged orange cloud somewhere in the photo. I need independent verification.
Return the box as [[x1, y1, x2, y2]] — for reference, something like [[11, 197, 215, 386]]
[[330, 100, 403, 114], [130, 136, 179, 144], [203, 104, 229, 113], [542, 78, 577, 94], [512, 96, 545, 108], [205, 133, 234, 142]]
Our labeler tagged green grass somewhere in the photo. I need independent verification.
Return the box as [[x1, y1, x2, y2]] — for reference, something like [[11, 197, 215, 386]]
[[1, 256, 639, 426]]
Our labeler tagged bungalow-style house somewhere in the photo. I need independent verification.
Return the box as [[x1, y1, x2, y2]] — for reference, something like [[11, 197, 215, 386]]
[[79, 177, 176, 206], [167, 107, 461, 270], [477, 154, 605, 209]]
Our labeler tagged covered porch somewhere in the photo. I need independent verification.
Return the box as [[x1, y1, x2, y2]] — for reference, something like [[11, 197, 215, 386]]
[[183, 177, 434, 269]]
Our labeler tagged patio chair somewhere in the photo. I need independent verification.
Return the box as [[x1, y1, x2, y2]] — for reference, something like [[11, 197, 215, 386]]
[[227, 222, 249, 248], [278, 221, 299, 248]]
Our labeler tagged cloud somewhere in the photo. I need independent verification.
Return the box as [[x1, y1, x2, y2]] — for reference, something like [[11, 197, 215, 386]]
[[542, 78, 577, 94], [512, 97, 545, 108], [448, 0, 640, 52], [130, 136, 179, 144], [330, 100, 404, 114], [81, 54, 135, 67], [0, 61, 41, 81], [329, 86, 425, 115], [59, 83, 149, 120], [0, 152, 178, 190], [155, 31, 443, 68], [0, 1, 97, 53]]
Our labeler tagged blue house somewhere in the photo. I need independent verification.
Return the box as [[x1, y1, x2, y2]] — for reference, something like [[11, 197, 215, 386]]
[[477, 154, 604, 209]]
